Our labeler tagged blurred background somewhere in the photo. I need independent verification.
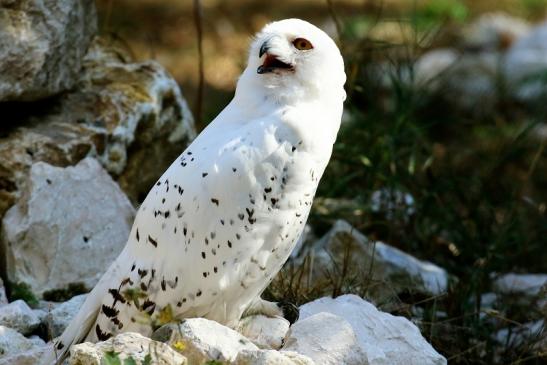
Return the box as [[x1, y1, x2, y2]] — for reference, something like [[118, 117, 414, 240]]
[[92, 0, 547, 363]]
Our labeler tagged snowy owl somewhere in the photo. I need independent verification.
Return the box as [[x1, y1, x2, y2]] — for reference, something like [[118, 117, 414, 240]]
[[50, 18, 345, 363]]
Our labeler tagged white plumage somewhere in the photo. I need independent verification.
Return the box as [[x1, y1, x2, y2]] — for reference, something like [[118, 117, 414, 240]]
[[49, 18, 345, 363]]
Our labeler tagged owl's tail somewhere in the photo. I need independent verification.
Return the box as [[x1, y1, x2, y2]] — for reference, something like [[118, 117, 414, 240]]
[[42, 249, 130, 365]]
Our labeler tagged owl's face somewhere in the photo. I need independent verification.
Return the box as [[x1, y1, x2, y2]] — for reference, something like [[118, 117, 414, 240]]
[[243, 19, 346, 103]]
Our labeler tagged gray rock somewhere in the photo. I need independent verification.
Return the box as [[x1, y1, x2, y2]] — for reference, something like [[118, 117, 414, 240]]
[[1, 158, 135, 297], [283, 312, 367, 365], [0, 0, 97, 101], [298, 295, 447, 365], [153, 318, 258, 364], [299, 220, 449, 302], [43, 294, 87, 338], [0, 325, 45, 359], [69, 332, 187, 365], [236, 349, 315, 365], [0, 300, 42, 335], [0, 36, 195, 220]]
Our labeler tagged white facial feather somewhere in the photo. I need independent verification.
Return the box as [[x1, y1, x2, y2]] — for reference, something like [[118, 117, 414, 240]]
[[50, 19, 346, 364]]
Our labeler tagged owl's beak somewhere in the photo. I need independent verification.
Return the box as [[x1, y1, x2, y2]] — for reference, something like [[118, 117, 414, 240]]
[[257, 39, 293, 74], [259, 41, 269, 58]]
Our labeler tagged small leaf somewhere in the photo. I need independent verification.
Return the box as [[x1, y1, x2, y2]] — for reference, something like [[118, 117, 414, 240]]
[[359, 155, 372, 167], [171, 340, 186, 353], [103, 351, 122, 365], [143, 354, 152, 365], [123, 357, 138, 365]]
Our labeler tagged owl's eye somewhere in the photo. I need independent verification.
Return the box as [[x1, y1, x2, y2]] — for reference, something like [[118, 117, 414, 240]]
[[292, 38, 313, 51]]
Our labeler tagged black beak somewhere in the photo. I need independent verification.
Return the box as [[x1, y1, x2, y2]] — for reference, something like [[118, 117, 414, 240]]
[[259, 41, 269, 58]]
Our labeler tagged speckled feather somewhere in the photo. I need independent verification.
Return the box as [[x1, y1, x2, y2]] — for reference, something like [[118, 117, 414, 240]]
[[50, 18, 345, 364]]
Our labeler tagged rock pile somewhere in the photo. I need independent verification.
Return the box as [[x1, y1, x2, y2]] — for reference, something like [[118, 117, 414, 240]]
[[0, 0, 195, 301]]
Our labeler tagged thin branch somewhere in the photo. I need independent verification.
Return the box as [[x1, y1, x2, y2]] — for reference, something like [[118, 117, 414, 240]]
[[193, 0, 204, 127]]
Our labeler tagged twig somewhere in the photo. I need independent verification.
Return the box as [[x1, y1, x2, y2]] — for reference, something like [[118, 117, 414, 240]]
[[193, 0, 204, 127], [326, 0, 343, 47]]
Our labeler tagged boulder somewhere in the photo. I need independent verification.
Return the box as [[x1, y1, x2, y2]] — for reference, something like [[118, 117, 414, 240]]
[[69, 332, 187, 365], [0, 0, 97, 101], [152, 318, 258, 364], [283, 312, 367, 365], [237, 315, 290, 349], [0, 36, 196, 220], [235, 349, 315, 365], [298, 220, 448, 301], [0, 325, 45, 359], [298, 295, 447, 365], [0, 300, 42, 335], [1, 158, 135, 297], [43, 294, 87, 338]]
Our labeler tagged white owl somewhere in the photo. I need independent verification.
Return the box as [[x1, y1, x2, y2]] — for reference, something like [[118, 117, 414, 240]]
[[50, 18, 346, 363]]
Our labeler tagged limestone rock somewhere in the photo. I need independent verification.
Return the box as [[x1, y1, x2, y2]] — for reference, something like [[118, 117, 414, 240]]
[[69, 332, 187, 365], [0, 36, 196, 220], [299, 220, 448, 301], [153, 318, 258, 364], [283, 312, 367, 365], [463, 12, 530, 51], [237, 315, 290, 350], [504, 22, 547, 101], [0, 300, 42, 335], [44, 294, 87, 338], [299, 295, 447, 365], [0, 343, 49, 365], [236, 349, 315, 365], [0, 325, 44, 359], [1, 158, 135, 297], [0, 0, 97, 101], [492, 273, 547, 297]]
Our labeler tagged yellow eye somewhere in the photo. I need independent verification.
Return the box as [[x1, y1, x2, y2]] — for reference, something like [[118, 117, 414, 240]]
[[292, 38, 313, 50]]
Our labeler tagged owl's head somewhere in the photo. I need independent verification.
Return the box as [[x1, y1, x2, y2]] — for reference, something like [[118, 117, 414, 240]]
[[238, 19, 346, 105]]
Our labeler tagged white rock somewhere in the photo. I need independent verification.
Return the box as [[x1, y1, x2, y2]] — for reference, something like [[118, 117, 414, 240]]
[[69, 332, 187, 365], [299, 295, 447, 365], [301, 220, 448, 300], [0, 300, 42, 335], [0, 344, 49, 365], [463, 12, 530, 51], [0, 279, 6, 307], [152, 318, 258, 363], [0, 325, 45, 359], [494, 320, 545, 350], [0, 0, 97, 101], [370, 188, 415, 219], [44, 294, 87, 338], [504, 22, 547, 101], [237, 315, 290, 349], [283, 312, 367, 365], [416, 50, 500, 113], [492, 273, 547, 297], [236, 349, 315, 365], [1, 158, 135, 297]]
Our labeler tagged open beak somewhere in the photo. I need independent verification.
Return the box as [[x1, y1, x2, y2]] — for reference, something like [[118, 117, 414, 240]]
[[257, 40, 294, 74]]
